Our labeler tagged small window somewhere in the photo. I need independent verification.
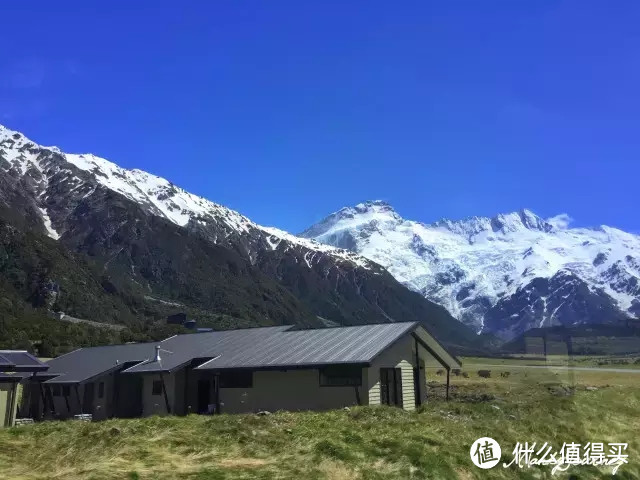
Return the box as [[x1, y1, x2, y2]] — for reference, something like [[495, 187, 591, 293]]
[[62, 385, 70, 397], [319, 365, 362, 387], [152, 380, 163, 396], [219, 370, 253, 388], [51, 385, 61, 397], [98, 382, 105, 399]]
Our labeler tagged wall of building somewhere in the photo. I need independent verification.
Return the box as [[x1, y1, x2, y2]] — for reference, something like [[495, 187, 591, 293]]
[[218, 368, 364, 414], [0, 382, 19, 427], [367, 335, 432, 411], [48, 383, 83, 418], [142, 372, 176, 417], [92, 375, 114, 420]]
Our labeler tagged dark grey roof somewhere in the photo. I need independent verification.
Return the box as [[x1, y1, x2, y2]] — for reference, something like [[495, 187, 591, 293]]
[[123, 326, 292, 374], [33, 322, 444, 383], [0, 373, 22, 382], [41, 342, 154, 384], [196, 322, 419, 370], [0, 351, 49, 372]]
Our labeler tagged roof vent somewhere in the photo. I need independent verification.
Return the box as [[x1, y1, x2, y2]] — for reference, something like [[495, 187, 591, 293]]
[[153, 345, 173, 363]]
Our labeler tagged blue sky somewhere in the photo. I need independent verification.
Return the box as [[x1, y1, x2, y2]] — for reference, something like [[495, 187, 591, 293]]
[[2, 1, 639, 233]]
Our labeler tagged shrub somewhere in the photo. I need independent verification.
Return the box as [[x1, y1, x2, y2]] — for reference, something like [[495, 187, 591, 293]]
[[462, 372, 469, 378], [452, 368, 461, 376], [478, 370, 491, 378], [436, 369, 444, 376]]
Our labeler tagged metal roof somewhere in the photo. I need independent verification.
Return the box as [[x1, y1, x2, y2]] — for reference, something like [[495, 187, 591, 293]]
[[31, 321, 462, 383], [122, 326, 292, 374], [195, 322, 418, 370], [40, 342, 154, 384], [0, 351, 49, 373], [0, 373, 22, 382]]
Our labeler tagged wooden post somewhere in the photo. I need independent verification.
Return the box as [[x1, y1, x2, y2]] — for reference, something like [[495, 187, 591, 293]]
[[446, 368, 451, 401], [46, 386, 57, 416], [183, 365, 190, 415], [159, 372, 171, 414], [414, 337, 422, 407], [75, 385, 82, 414], [111, 373, 119, 419], [38, 383, 47, 418], [214, 373, 220, 414]]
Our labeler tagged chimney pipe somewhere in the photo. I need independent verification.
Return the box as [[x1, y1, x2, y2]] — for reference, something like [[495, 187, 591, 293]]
[[154, 345, 161, 362]]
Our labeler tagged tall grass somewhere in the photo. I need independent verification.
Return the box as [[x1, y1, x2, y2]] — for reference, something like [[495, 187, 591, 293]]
[[0, 371, 638, 479]]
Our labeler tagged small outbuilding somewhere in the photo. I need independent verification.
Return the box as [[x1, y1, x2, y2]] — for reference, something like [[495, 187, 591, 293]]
[[22, 322, 461, 420], [0, 351, 49, 427]]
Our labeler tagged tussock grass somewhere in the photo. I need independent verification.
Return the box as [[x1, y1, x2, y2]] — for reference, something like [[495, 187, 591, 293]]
[[0, 370, 638, 479]]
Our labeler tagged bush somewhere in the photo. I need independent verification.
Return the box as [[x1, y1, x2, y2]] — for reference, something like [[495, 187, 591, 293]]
[[452, 368, 461, 376], [477, 370, 491, 378], [462, 372, 469, 378], [436, 369, 444, 376]]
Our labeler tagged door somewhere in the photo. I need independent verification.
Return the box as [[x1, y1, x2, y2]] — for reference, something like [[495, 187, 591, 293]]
[[197, 379, 210, 414], [413, 367, 420, 407], [380, 368, 403, 407], [82, 383, 95, 414]]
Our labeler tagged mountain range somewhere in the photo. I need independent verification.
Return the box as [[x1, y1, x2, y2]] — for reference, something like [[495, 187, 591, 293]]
[[0, 125, 481, 354], [3, 123, 636, 351], [302, 201, 640, 339]]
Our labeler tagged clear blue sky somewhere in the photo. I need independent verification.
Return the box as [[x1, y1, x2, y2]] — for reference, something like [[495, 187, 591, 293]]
[[2, 1, 639, 233]]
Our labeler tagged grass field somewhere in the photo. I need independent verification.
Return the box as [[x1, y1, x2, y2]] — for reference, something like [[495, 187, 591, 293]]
[[0, 362, 638, 479], [461, 354, 640, 368]]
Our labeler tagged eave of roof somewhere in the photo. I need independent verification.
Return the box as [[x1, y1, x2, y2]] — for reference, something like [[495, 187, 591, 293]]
[[0, 351, 49, 373]]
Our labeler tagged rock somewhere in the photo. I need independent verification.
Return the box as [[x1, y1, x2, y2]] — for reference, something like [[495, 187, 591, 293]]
[[256, 410, 271, 416], [343, 406, 351, 411], [548, 385, 574, 397], [585, 386, 598, 391], [491, 405, 501, 410]]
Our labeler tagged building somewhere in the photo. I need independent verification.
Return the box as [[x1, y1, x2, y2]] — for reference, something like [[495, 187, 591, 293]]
[[21, 322, 461, 420], [0, 351, 49, 427]]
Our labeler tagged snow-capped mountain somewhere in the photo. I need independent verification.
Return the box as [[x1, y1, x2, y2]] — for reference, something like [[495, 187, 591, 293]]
[[0, 124, 369, 269], [0, 125, 480, 350], [302, 201, 640, 339]]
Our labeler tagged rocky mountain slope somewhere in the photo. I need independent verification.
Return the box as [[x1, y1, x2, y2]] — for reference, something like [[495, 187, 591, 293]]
[[302, 201, 640, 339], [0, 125, 481, 351]]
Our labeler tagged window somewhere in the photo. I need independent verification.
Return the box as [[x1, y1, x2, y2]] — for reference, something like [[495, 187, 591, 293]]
[[152, 380, 163, 396], [219, 370, 253, 388], [98, 382, 105, 399], [62, 385, 70, 397], [319, 365, 362, 387]]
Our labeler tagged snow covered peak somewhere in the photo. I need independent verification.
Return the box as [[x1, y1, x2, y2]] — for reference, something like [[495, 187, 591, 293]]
[[429, 209, 553, 237], [0, 124, 375, 271], [300, 200, 402, 239], [304, 202, 640, 336]]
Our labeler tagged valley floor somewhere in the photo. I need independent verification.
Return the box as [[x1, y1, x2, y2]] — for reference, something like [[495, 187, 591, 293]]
[[0, 364, 638, 479]]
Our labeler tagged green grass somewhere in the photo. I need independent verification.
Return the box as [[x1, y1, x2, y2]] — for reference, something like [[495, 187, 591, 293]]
[[0, 370, 638, 479], [462, 355, 640, 369]]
